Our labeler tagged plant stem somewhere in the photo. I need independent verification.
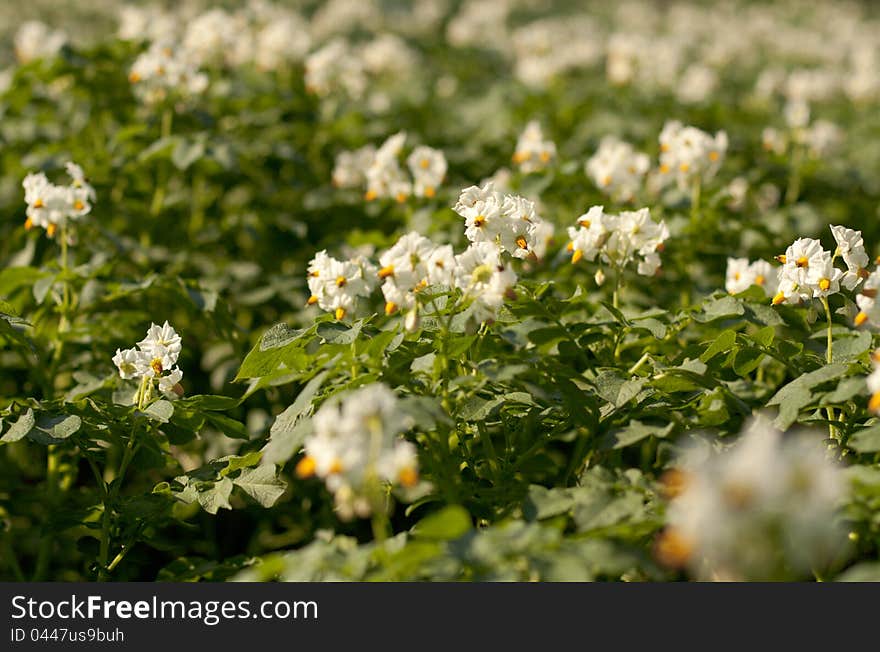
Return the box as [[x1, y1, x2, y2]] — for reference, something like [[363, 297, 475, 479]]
[[32, 446, 59, 580], [628, 352, 651, 375], [2, 537, 25, 581], [821, 296, 838, 441], [690, 177, 702, 226], [150, 107, 174, 216], [785, 145, 804, 205], [612, 266, 622, 310], [99, 416, 140, 580]]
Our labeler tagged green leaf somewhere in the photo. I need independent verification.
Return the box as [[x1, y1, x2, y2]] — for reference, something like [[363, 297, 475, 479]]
[[142, 400, 174, 423], [0, 409, 35, 443], [694, 295, 744, 322], [197, 477, 234, 514], [832, 331, 872, 363], [233, 465, 287, 507], [847, 423, 880, 453], [261, 369, 330, 465], [410, 505, 472, 541], [28, 414, 81, 444], [523, 485, 575, 520], [767, 364, 848, 430], [601, 420, 674, 449]]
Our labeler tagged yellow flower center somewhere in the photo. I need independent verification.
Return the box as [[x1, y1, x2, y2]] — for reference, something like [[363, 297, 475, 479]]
[[795, 256, 809, 268]]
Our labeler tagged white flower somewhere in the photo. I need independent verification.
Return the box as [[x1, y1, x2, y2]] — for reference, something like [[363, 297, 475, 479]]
[[772, 237, 833, 305], [112, 322, 185, 400], [855, 270, 880, 328], [454, 242, 517, 323], [726, 258, 778, 297], [406, 146, 447, 198], [332, 146, 376, 188], [426, 244, 456, 286], [365, 132, 410, 201], [304, 38, 366, 99], [512, 121, 556, 174], [830, 225, 869, 291], [306, 251, 372, 320], [867, 351, 880, 414], [676, 64, 718, 104], [660, 416, 846, 580], [296, 383, 418, 518], [586, 136, 650, 202], [138, 321, 183, 372], [453, 184, 549, 260], [378, 232, 436, 314], [129, 40, 208, 104], [658, 121, 727, 190], [158, 367, 184, 398], [568, 206, 667, 277], [21, 163, 95, 237], [113, 348, 147, 380], [14, 21, 66, 64]]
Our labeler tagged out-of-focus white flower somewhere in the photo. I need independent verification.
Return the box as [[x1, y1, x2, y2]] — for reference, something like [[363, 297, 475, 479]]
[[360, 33, 418, 76], [855, 270, 880, 328], [14, 21, 66, 64], [22, 162, 95, 237], [725, 258, 777, 297], [802, 120, 843, 158], [725, 176, 749, 211], [304, 38, 366, 99], [512, 121, 556, 174], [762, 127, 787, 155], [784, 99, 811, 129], [332, 146, 376, 189], [118, 5, 179, 43], [676, 63, 718, 104], [866, 350, 880, 413], [129, 40, 208, 104], [658, 416, 846, 581], [658, 121, 727, 190], [296, 383, 418, 519], [406, 146, 447, 198], [253, 12, 310, 70], [586, 136, 650, 202]]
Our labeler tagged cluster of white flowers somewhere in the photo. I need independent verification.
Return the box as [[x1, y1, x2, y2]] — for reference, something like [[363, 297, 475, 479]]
[[725, 258, 778, 297], [510, 16, 602, 88], [586, 137, 650, 202], [13, 21, 67, 64], [762, 101, 843, 160], [22, 163, 95, 238], [771, 225, 869, 306], [333, 132, 447, 201], [658, 121, 727, 190], [306, 250, 377, 321], [112, 322, 184, 402], [120, 2, 311, 72], [308, 228, 518, 326], [308, 179, 550, 325], [453, 182, 553, 261], [295, 383, 418, 519], [566, 206, 668, 278], [129, 40, 208, 104], [659, 416, 846, 580], [512, 121, 556, 174]]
